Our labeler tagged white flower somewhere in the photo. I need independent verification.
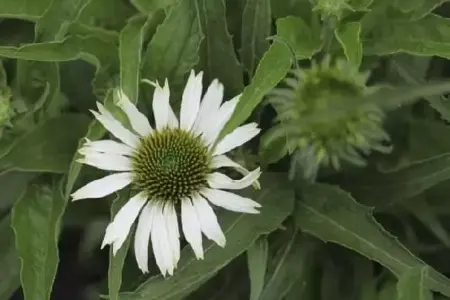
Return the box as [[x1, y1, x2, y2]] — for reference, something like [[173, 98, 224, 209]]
[[71, 70, 262, 276]]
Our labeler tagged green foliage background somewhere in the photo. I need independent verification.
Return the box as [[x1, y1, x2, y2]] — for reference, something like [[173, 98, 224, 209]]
[[1, 0, 450, 299]]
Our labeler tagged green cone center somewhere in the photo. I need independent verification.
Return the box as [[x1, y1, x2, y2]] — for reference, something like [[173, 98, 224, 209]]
[[131, 128, 210, 202]]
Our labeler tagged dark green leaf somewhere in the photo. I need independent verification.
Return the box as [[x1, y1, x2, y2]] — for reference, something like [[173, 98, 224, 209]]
[[0, 0, 51, 20], [259, 232, 316, 300], [0, 215, 20, 299], [397, 267, 433, 300], [131, 0, 179, 13], [240, 0, 271, 77], [410, 0, 450, 20], [0, 114, 90, 173], [109, 191, 133, 300], [119, 173, 294, 300], [196, 0, 243, 97], [247, 236, 268, 300], [222, 43, 292, 135], [142, 0, 203, 86], [335, 22, 362, 68], [0, 171, 37, 210], [296, 183, 450, 297], [11, 179, 66, 300]]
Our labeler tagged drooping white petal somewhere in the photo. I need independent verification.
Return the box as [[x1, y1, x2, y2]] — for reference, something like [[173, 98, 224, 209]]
[[134, 201, 154, 273], [191, 193, 226, 247], [78, 152, 132, 171], [152, 79, 178, 130], [71, 172, 133, 201], [180, 70, 203, 131], [211, 155, 261, 190], [116, 90, 153, 137], [152, 202, 176, 276], [181, 198, 204, 259], [191, 79, 224, 136], [101, 192, 147, 254], [163, 203, 180, 267], [92, 103, 139, 148], [201, 188, 261, 214], [214, 123, 261, 156], [207, 167, 261, 190], [80, 139, 134, 156], [203, 94, 241, 146]]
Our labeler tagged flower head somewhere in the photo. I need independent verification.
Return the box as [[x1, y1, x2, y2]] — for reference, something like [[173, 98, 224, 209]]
[[71, 70, 262, 276]]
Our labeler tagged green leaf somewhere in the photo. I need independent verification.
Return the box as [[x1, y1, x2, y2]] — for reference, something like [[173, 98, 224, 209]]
[[142, 0, 203, 86], [119, 173, 294, 300], [0, 171, 37, 210], [247, 236, 269, 300], [410, 0, 450, 20], [108, 191, 133, 300], [275, 16, 322, 60], [222, 43, 292, 136], [259, 231, 317, 300], [119, 15, 151, 101], [240, 0, 271, 77], [335, 22, 362, 68], [35, 0, 90, 41], [0, 114, 90, 173], [397, 267, 433, 300], [337, 153, 450, 207], [131, 0, 179, 13], [11, 179, 67, 300], [0, 0, 51, 20], [196, 0, 243, 97], [0, 215, 21, 299], [363, 14, 450, 58], [295, 183, 450, 297]]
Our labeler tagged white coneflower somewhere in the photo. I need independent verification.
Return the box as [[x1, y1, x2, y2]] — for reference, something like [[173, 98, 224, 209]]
[[71, 70, 262, 276]]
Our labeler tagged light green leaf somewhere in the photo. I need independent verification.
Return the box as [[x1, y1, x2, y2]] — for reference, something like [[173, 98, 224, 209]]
[[119, 173, 294, 300], [259, 231, 316, 300], [275, 16, 322, 60], [397, 267, 433, 300], [222, 43, 292, 136], [335, 22, 362, 68], [338, 153, 450, 207], [240, 0, 271, 77], [108, 191, 133, 300], [247, 236, 269, 300], [296, 183, 450, 297], [119, 15, 150, 101], [0, 114, 90, 173], [196, 0, 243, 96], [11, 179, 66, 300], [393, 0, 423, 14], [0, 215, 21, 299], [0, 0, 51, 20], [35, 0, 90, 41], [131, 0, 179, 13], [142, 0, 203, 86], [363, 14, 450, 59]]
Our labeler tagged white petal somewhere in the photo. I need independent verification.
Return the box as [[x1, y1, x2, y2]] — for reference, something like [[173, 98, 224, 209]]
[[80, 139, 134, 156], [92, 103, 139, 148], [181, 198, 204, 259], [191, 79, 224, 136], [78, 152, 132, 171], [151, 203, 175, 276], [71, 172, 132, 201], [213, 123, 261, 156], [152, 79, 178, 130], [211, 155, 261, 190], [134, 201, 154, 273], [101, 192, 147, 254], [163, 203, 180, 267], [203, 94, 240, 146], [180, 70, 203, 131], [201, 188, 261, 214], [191, 193, 226, 247], [116, 90, 153, 137], [207, 167, 261, 190]]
